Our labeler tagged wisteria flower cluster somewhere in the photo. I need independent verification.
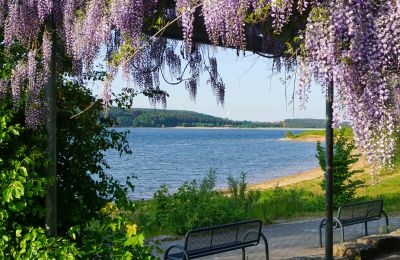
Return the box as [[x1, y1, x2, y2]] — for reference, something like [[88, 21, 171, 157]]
[[297, 0, 400, 168], [0, 0, 158, 127], [130, 38, 225, 107]]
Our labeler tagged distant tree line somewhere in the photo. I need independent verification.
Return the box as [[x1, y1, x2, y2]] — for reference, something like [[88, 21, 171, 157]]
[[283, 118, 326, 128], [107, 107, 325, 128]]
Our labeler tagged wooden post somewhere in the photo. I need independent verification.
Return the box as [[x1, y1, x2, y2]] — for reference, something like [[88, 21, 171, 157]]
[[325, 80, 334, 259], [45, 27, 57, 236]]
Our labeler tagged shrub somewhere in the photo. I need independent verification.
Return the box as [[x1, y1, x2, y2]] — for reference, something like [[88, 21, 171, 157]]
[[56, 82, 135, 233], [0, 108, 78, 259], [316, 129, 365, 208], [149, 169, 260, 235], [285, 131, 294, 138], [77, 203, 155, 259], [151, 169, 226, 234], [227, 172, 261, 217]]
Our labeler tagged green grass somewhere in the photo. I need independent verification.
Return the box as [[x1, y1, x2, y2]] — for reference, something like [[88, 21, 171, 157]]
[[285, 130, 326, 139], [356, 172, 400, 213], [285, 127, 354, 140], [252, 187, 325, 222]]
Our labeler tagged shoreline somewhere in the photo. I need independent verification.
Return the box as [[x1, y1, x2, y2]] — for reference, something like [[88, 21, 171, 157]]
[[113, 126, 325, 131], [247, 167, 323, 190]]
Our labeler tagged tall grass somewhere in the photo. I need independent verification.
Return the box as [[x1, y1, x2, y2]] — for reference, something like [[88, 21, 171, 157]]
[[253, 186, 325, 222]]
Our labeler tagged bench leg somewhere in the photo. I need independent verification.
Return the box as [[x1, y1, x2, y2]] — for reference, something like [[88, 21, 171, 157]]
[[319, 226, 323, 248], [259, 232, 269, 260], [383, 210, 389, 234], [340, 226, 344, 243], [365, 221, 368, 236], [242, 247, 245, 260], [319, 219, 325, 248]]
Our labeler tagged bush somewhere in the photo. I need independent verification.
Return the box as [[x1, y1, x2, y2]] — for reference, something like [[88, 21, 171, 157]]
[[77, 203, 156, 259], [285, 131, 294, 138], [56, 82, 135, 233], [227, 172, 261, 217], [148, 169, 260, 235], [316, 129, 365, 208], [0, 108, 78, 258]]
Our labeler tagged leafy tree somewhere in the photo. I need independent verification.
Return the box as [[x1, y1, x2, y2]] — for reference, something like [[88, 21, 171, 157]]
[[316, 130, 365, 208], [56, 80, 137, 233], [0, 80, 155, 258]]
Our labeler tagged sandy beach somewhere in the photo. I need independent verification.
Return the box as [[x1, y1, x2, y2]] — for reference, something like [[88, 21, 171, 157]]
[[247, 167, 324, 190], [243, 136, 325, 190]]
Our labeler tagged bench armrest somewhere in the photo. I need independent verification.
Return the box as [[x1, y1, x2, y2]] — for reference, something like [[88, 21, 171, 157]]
[[319, 217, 343, 247], [164, 244, 189, 260]]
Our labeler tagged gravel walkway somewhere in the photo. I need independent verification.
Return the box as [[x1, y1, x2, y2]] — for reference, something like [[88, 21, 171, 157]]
[[155, 216, 400, 259]]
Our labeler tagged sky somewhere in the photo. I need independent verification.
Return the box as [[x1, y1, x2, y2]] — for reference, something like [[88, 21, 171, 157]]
[[92, 46, 326, 122]]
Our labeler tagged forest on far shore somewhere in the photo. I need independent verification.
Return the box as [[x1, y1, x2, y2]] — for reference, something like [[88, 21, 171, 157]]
[[107, 107, 326, 128]]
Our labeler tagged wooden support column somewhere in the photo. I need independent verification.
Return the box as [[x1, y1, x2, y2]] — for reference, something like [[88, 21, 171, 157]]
[[45, 26, 57, 236], [325, 80, 334, 259]]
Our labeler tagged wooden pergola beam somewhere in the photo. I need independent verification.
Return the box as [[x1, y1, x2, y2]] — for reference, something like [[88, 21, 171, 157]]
[[148, 1, 308, 57]]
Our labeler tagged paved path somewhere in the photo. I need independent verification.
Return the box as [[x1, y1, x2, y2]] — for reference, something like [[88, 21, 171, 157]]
[[156, 216, 400, 259]]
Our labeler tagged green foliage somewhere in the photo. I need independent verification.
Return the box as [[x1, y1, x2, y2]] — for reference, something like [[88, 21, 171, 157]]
[[227, 172, 247, 200], [286, 129, 325, 139], [77, 203, 156, 259], [284, 131, 294, 138], [283, 118, 326, 128], [0, 94, 156, 259], [254, 186, 324, 221], [108, 107, 332, 128], [316, 129, 365, 208], [56, 81, 135, 232], [309, 6, 330, 22], [147, 169, 260, 235], [0, 107, 79, 259], [227, 172, 262, 219], [285, 127, 353, 140], [138, 170, 324, 236], [245, 3, 271, 24], [0, 49, 154, 256]]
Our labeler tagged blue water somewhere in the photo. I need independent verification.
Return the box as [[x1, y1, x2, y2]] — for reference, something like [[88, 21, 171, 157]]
[[104, 128, 320, 199]]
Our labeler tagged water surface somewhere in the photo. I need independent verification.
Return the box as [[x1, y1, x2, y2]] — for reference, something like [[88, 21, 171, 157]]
[[104, 128, 319, 199]]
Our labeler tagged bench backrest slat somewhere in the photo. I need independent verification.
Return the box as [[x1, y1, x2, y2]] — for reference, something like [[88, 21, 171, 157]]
[[184, 219, 261, 253], [337, 200, 383, 221]]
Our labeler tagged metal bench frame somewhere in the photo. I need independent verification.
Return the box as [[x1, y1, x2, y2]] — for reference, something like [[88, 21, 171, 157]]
[[163, 219, 269, 260], [319, 199, 389, 247]]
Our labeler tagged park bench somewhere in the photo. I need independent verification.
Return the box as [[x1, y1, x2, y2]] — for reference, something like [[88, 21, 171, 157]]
[[163, 219, 269, 260], [319, 199, 389, 247]]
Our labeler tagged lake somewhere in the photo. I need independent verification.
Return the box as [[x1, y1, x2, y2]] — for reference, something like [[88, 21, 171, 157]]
[[104, 128, 320, 199]]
